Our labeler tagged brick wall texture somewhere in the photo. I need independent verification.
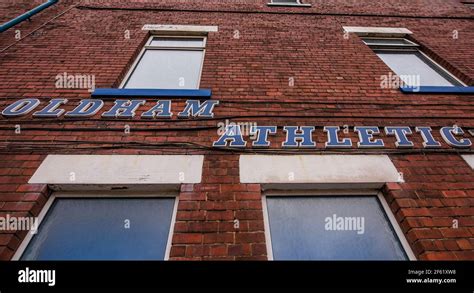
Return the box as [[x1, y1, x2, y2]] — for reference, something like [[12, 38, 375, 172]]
[[0, 0, 473, 260]]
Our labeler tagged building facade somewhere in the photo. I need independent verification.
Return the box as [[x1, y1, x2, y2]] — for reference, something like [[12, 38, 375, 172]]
[[0, 0, 473, 261]]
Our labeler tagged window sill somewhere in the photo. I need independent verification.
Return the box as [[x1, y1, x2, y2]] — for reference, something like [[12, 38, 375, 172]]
[[267, 3, 312, 7], [400, 86, 474, 94]]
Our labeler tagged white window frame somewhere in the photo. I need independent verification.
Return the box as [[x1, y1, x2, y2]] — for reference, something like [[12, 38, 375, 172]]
[[268, 0, 311, 7], [119, 35, 208, 89], [12, 191, 179, 261], [262, 190, 416, 261], [362, 37, 419, 48], [464, 3, 474, 9], [363, 37, 466, 87], [461, 154, 474, 169]]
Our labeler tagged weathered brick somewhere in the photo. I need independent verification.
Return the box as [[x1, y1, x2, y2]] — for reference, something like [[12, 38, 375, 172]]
[[0, 0, 473, 262], [173, 233, 203, 244]]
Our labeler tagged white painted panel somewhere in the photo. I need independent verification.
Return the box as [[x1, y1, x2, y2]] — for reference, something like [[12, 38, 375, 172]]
[[142, 24, 218, 33], [29, 155, 204, 184], [240, 155, 400, 184], [343, 26, 413, 36], [461, 155, 474, 169]]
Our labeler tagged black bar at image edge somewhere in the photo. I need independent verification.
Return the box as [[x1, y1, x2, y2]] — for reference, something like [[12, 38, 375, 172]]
[[0, 261, 472, 290]]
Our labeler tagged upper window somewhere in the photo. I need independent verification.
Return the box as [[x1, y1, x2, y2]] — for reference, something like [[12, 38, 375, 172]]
[[464, 3, 474, 9], [122, 36, 206, 89], [363, 37, 465, 87], [19, 196, 176, 260], [273, 0, 300, 3], [264, 194, 411, 260], [268, 0, 311, 6], [363, 38, 418, 47]]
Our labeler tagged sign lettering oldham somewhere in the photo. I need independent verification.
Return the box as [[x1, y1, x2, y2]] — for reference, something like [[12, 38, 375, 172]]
[[1, 93, 473, 150], [1, 98, 219, 119]]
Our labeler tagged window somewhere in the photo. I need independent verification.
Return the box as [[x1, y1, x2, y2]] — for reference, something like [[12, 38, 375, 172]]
[[363, 37, 465, 87], [268, 0, 311, 6], [273, 0, 300, 3], [263, 193, 413, 260], [462, 154, 474, 169], [463, 3, 474, 9], [363, 38, 417, 47], [122, 36, 206, 89], [17, 194, 177, 260]]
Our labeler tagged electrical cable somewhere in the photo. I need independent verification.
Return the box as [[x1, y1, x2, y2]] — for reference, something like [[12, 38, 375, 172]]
[[1, 139, 473, 155], [76, 5, 474, 20], [0, 1, 84, 53]]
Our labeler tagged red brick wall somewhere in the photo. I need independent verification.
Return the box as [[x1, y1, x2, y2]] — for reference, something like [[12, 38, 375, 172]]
[[0, 0, 473, 260], [387, 154, 474, 260], [171, 155, 266, 260]]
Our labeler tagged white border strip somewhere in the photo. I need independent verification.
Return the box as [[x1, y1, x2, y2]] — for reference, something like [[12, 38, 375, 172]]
[[461, 155, 474, 169], [261, 195, 274, 261], [29, 155, 204, 185], [377, 192, 417, 260], [142, 24, 218, 33], [12, 195, 55, 261], [164, 196, 179, 260], [343, 26, 413, 36], [240, 155, 401, 184]]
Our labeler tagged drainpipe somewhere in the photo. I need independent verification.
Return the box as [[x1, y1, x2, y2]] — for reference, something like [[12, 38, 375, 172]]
[[0, 0, 59, 33]]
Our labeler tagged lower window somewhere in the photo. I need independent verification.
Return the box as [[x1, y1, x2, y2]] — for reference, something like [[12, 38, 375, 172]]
[[18, 195, 177, 260], [264, 194, 412, 260]]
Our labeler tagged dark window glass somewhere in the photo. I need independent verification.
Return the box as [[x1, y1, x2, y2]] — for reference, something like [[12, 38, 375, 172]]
[[21, 198, 175, 260], [266, 196, 408, 260]]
